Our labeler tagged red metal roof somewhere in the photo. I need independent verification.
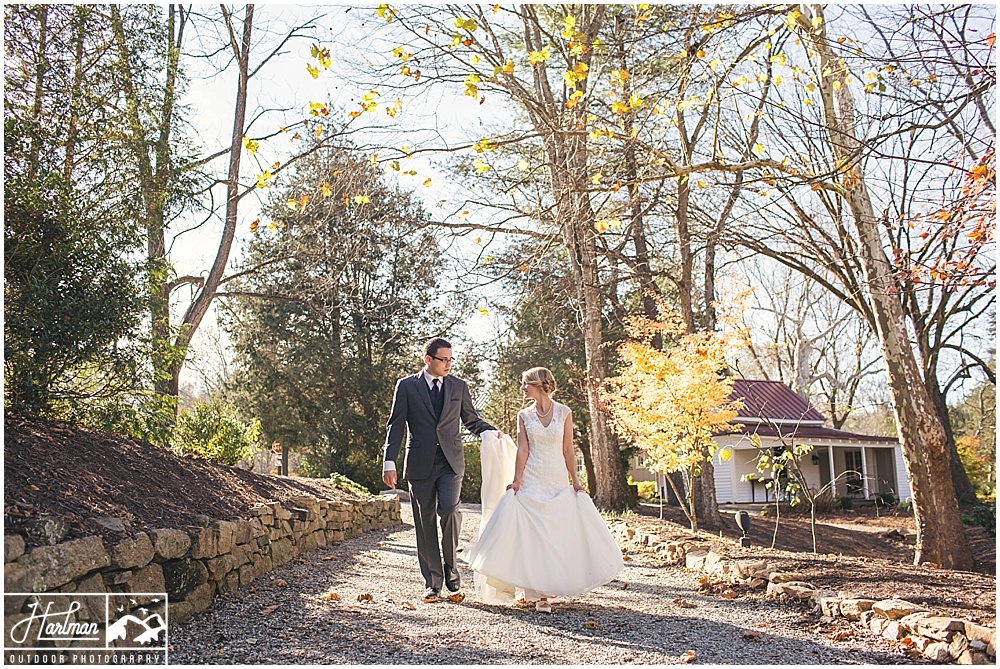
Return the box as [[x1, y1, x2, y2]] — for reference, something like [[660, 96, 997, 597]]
[[730, 379, 826, 423]]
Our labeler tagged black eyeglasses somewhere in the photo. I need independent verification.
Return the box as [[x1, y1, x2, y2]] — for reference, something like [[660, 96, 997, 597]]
[[429, 355, 455, 364]]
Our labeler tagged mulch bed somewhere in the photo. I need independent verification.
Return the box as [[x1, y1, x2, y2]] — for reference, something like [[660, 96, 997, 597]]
[[3, 414, 357, 545], [627, 503, 996, 626]]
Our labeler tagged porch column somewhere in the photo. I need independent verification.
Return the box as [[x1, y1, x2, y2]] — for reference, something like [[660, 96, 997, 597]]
[[827, 445, 837, 497], [860, 444, 870, 500]]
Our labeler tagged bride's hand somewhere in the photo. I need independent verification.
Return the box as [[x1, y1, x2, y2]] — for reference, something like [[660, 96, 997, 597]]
[[572, 481, 586, 493], [506, 480, 520, 493]]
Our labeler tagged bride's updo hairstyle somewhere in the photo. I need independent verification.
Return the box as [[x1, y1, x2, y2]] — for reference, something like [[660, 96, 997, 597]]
[[522, 367, 557, 395]]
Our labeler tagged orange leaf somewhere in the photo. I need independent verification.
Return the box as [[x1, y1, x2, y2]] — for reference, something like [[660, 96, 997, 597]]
[[357, 593, 374, 603], [680, 650, 698, 664], [422, 178, 432, 187], [986, 33, 995, 48], [249, 218, 260, 233], [401, 601, 416, 610], [320, 592, 342, 601]]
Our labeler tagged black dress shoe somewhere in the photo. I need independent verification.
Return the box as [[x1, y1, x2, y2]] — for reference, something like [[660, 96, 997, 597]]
[[444, 566, 460, 593], [422, 587, 441, 603]]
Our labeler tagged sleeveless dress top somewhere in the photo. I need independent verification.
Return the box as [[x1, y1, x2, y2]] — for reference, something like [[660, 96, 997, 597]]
[[465, 402, 624, 601]]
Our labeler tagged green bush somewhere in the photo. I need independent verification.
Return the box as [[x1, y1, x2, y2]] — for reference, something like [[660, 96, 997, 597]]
[[962, 504, 996, 537], [329, 472, 372, 497], [837, 496, 855, 510], [460, 441, 483, 503], [636, 480, 657, 500], [874, 492, 896, 507], [172, 402, 260, 466]]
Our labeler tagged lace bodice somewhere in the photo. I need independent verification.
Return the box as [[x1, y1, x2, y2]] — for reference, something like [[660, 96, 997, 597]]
[[518, 402, 571, 498]]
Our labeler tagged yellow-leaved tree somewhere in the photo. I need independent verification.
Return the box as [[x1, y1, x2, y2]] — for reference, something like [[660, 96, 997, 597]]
[[604, 302, 743, 532]]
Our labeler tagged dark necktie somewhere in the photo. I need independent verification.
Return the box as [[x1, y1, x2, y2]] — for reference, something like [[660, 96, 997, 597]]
[[431, 378, 443, 419]]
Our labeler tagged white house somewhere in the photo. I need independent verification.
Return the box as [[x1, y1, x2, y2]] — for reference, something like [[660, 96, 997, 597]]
[[629, 379, 911, 504]]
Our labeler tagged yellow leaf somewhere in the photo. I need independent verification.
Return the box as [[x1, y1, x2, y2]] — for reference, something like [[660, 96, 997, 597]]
[[477, 307, 489, 316], [529, 47, 551, 65], [306, 63, 319, 79], [470, 54, 481, 65], [753, 143, 765, 156], [455, 17, 478, 32], [459, 210, 470, 221], [353, 194, 371, 204], [697, 180, 707, 189], [242, 136, 259, 156], [474, 237, 482, 244], [720, 448, 733, 462], [315, 124, 323, 138], [473, 158, 490, 173], [590, 172, 603, 184], [256, 171, 273, 189], [517, 158, 529, 171], [562, 15, 576, 39], [286, 199, 298, 211], [629, 93, 643, 108], [832, 80, 842, 91], [321, 182, 332, 197], [501, 60, 515, 75], [422, 178, 432, 187]]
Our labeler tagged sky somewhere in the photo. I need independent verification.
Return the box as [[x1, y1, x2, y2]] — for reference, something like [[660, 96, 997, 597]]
[[173, 4, 511, 394]]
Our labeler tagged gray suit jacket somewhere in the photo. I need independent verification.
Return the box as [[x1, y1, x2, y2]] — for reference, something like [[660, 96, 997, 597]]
[[383, 372, 495, 480]]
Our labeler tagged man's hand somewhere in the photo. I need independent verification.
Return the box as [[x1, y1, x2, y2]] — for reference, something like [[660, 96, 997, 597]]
[[383, 471, 397, 489]]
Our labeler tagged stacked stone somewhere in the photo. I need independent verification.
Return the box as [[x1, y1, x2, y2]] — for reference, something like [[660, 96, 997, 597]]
[[607, 527, 996, 666], [3, 492, 403, 643]]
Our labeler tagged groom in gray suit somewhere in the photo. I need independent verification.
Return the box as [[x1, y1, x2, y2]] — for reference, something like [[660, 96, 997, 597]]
[[383, 338, 498, 603]]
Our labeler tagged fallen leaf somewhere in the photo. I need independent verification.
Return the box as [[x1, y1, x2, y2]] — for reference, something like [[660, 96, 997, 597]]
[[320, 592, 341, 601], [401, 601, 416, 610], [680, 649, 698, 663], [622, 556, 632, 562], [447, 593, 465, 603], [260, 604, 281, 616], [271, 579, 288, 587], [672, 598, 697, 608], [719, 588, 738, 600], [582, 620, 600, 629], [741, 630, 762, 641], [827, 630, 854, 642], [357, 593, 374, 603]]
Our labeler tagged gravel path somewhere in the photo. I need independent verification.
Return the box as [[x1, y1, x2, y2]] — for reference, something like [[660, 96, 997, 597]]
[[168, 504, 918, 665]]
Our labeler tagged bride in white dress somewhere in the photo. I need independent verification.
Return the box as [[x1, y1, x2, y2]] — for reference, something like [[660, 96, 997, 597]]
[[465, 367, 623, 612]]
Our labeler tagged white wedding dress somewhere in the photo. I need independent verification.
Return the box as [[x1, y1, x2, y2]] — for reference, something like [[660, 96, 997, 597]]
[[465, 402, 624, 603]]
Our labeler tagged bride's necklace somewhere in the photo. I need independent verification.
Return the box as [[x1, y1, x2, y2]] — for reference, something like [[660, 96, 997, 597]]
[[534, 400, 553, 418]]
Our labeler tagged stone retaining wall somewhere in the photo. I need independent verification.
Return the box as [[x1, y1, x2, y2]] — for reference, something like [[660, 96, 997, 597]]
[[612, 524, 996, 665], [4, 493, 401, 646]]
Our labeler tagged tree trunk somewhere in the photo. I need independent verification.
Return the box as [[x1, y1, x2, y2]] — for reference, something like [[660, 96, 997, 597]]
[[925, 367, 978, 505], [801, 5, 972, 570], [27, 5, 48, 183], [170, 4, 252, 397], [110, 5, 175, 397], [694, 449, 723, 529], [522, 5, 628, 512]]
